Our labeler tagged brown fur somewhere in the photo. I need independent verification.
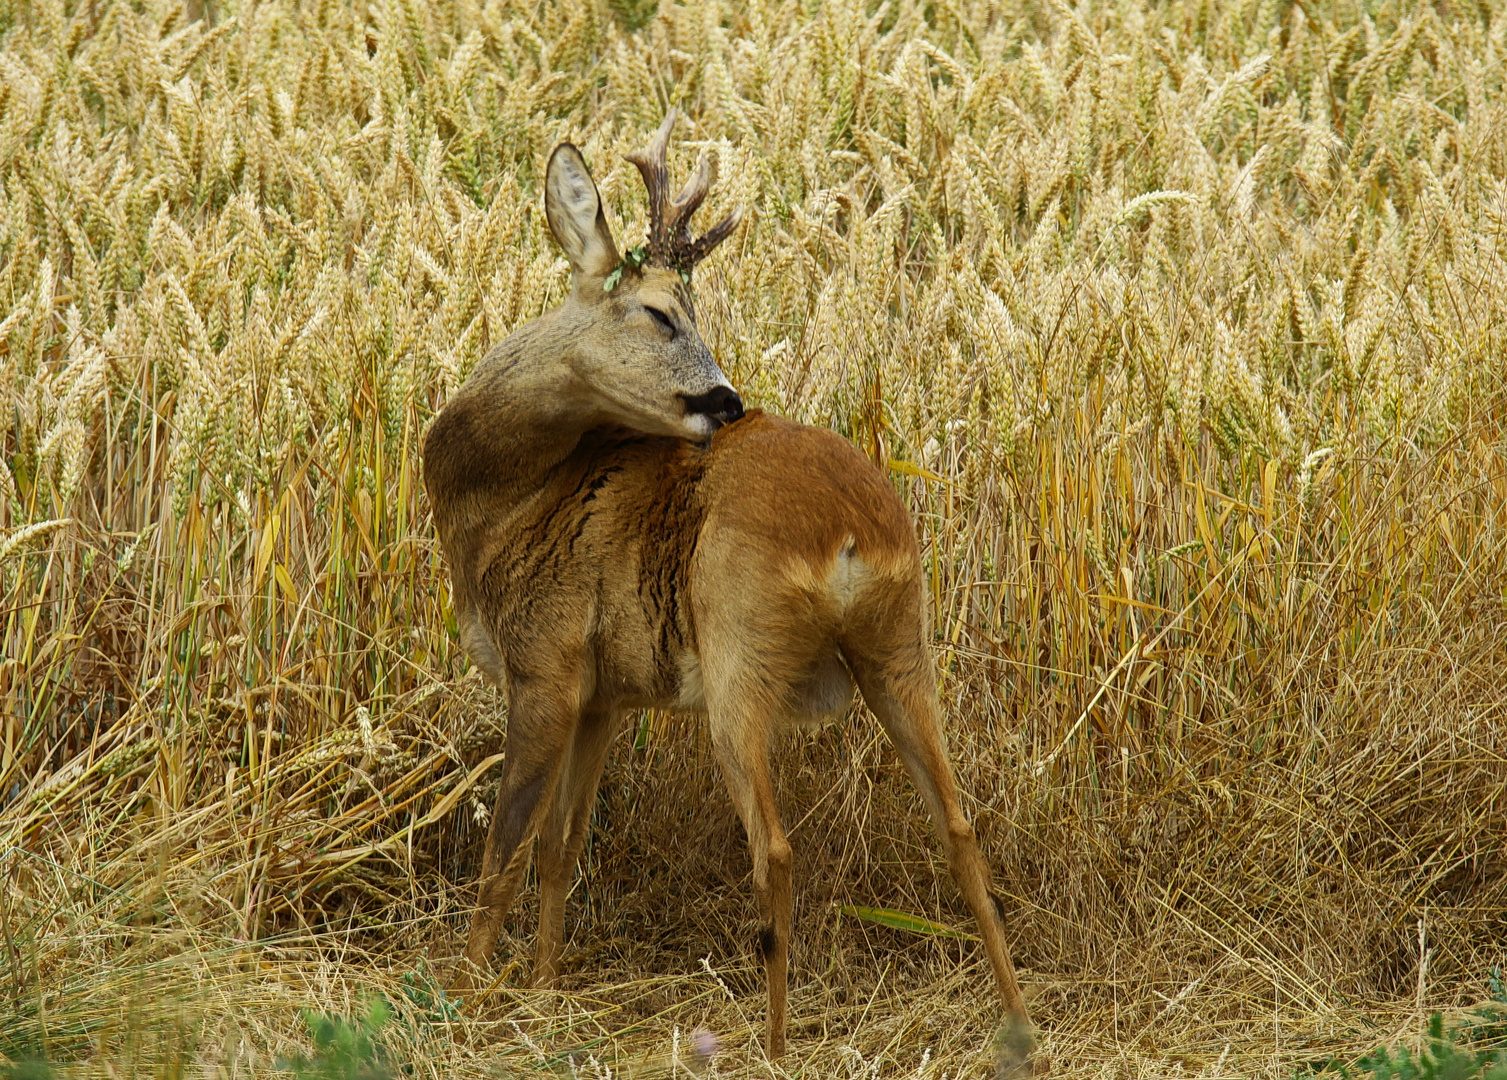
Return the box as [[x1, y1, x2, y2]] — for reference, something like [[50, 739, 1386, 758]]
[[422, 136, 1030, 1057]]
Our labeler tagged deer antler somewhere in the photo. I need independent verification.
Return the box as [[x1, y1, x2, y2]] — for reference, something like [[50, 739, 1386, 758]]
[[625, 109, 740, 277]]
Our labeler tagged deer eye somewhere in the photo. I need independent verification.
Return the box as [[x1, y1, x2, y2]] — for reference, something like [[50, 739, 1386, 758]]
[[644, 306, 675, 337]]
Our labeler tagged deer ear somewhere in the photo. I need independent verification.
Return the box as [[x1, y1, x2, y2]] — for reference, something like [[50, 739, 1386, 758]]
[[545, 144, 620, 280]]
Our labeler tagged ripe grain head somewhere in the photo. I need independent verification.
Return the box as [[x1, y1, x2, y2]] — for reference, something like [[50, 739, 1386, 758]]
[[1, 0, 1504, 1074]]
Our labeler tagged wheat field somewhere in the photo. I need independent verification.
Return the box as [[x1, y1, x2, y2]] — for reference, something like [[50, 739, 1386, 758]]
[[1, 0, 1505, 1074]]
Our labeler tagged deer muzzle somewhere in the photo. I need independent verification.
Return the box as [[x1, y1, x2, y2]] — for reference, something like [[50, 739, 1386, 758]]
[[680, 384, 745, 434]]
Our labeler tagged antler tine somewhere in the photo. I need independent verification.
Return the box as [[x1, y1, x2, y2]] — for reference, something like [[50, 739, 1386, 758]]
[[625, 108, 740, 274], [664, 154, 711, 241], [625, 109, 680, 263], [687, 207, 742, 265]]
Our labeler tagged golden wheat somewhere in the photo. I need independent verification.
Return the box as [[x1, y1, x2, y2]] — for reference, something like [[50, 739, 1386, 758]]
[[1, 0, 1505, 1074]]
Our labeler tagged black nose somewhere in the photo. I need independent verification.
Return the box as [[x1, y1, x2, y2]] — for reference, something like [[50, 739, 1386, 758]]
[[681, 385, 745, 427]]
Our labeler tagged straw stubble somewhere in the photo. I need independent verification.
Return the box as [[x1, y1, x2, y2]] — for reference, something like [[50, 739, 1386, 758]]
[[0, 0, 1504, 1075]]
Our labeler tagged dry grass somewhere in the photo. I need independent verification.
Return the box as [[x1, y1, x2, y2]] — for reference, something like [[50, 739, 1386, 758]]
[[2, 0, 1506, 1074]]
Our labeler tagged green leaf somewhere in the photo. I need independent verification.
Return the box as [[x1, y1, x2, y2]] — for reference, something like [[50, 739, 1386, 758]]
[[839, 905, 978, 940], [602, 266, 623, 292]]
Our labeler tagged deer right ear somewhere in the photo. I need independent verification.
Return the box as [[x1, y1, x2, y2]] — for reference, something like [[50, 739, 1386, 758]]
[[545, 144, 621, 281]]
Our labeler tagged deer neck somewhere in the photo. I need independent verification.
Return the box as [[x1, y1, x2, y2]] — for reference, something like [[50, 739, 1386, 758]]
[[424, 314, 602, 555]]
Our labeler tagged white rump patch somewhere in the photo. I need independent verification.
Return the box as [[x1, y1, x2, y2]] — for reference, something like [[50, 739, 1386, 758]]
[[829, 535, 865, 609]]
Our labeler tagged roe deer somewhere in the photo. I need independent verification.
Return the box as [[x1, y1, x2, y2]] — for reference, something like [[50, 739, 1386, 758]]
[[422, 111, 1030, 1057]]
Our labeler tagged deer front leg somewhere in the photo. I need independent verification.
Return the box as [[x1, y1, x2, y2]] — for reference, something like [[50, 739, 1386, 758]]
[[455, 675, 583, 991], [533, 706, 618, 988]]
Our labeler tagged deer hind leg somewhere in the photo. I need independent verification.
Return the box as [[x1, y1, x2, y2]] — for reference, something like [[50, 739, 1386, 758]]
[[533, 706, 617, 988], [842, 633, 1031, 1033], [705, 691, 792, 1058], [456, 680, 582, 989]]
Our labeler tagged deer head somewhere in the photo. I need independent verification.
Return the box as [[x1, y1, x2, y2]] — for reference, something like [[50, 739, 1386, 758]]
[[543, 111, 743, 442]]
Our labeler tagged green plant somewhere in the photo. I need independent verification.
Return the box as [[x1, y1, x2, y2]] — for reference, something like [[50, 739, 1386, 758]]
[[1338, 1014, 1507, 1080], [0, 1057, 53, 1080], [396, 965, 461, 1027], [278, 1000, 396, 1080]]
